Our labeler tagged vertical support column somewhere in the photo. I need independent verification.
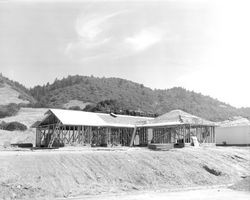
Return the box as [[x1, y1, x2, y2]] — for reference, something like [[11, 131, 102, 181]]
[[213, 126, 216, 143], [211, 126, 213, 143], [190, 125, 191, 143], [77, 126, 80, 143], [83, 126, 86, 145], [63, 125, 66, 144], [173, 128, 176, 143], [68, 126, 71, 144], [212, 126, 214, 143], [58, 126, 61, 144], [89, 126, 92, 145], [208, 127, 210, 143], [197, 127, 199, 139], [79, 126, 81, 144], [147, 128, 153, 144], [106, 127, 111, 147], [67, 126, 69, 144], [130, 126, 137, 147], [36, 128, 41, 147], [211, 127, 214, 143], [81, 126, 84, 145], [72, 126, 75, 143], [183, 125, 185, 146]]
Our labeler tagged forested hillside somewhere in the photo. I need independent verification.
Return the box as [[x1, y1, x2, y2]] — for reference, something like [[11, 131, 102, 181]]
[[29, 75, 250, 121], [1, 73, 250, 121]]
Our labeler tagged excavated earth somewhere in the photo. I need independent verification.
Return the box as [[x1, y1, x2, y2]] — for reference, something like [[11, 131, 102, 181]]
[[0, 146, 249, 200]]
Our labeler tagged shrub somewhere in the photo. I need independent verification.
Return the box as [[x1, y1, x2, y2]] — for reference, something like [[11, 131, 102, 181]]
[[0, 103, 20, 118], [68, 106, 81, 111], [0, 121, 7, 129], [18, 93, 30, 102], [203, 165, 222, 176], [3, 121, 27, 131]]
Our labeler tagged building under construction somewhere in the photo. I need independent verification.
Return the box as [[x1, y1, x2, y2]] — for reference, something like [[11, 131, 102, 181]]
[[35, 109, 216, 148]]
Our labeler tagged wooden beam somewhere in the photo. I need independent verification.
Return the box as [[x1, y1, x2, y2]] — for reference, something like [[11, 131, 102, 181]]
[[129, 126, 137, 147], [183, 126, 185, 145]]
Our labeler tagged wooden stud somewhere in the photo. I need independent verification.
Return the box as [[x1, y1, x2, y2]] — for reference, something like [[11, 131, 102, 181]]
[[130, 126, 137, 147]]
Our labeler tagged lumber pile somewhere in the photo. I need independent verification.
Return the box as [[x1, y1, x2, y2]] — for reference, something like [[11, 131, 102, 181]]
[[148, 143, 174, 151]]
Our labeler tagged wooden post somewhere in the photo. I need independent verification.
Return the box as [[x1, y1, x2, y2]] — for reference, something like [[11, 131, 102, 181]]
[[36, 128, 41, 147], [89, 126, 92, 145], [173, 128, 176, 143], [106, 127, 110, 146], [189, 125, 191, 143], [213, 126, 215, 143], [81, 126, 84, 145], [212, 126, 214, 143], [210, 127, 212, 143], [73, 126, 75, 143], [183, 126, 185, 146], [210, 126, 212, 143], [129, 126, 137, 147], [62, 125, 65, 144]]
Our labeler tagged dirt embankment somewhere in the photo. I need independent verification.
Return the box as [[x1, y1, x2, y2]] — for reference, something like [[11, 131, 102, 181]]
[[0, 147, 249, 199]]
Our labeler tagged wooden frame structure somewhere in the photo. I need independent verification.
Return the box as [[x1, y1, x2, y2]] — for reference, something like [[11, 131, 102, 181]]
[[147, 125, 215, 147], [36, 124, 135, 148], [35, 109, 216, 148]]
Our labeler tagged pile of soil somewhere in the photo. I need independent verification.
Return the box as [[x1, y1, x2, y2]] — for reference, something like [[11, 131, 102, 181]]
[[0, 147, 249, 199], [229, 176, 250, 191]]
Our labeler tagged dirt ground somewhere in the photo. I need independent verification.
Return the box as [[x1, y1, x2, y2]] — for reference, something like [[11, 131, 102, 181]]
[[0, 146, 249, 200], [57, 188, 250, 200]]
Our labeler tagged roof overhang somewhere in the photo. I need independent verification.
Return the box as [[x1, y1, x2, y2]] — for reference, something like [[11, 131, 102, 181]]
[[34, 109, 217, 129]]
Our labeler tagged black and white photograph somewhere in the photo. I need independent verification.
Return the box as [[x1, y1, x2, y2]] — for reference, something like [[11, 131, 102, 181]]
[[0, 0, 249, 199]]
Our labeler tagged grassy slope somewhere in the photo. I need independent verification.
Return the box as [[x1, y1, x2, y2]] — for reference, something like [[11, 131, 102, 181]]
[[0, 147, 249, 199], [0, 108, 47, 146], [0, 84, 29, 105], [0, 74, 35, 105]]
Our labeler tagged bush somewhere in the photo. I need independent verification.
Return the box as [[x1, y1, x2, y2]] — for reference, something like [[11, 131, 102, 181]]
[[3, 121, 27, 131], [68, 106, 81, 111], [0, 103, 20, 118], [0, 121, 7, 129]]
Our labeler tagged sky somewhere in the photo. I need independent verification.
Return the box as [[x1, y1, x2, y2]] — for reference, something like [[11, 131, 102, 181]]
[[0, 0, 250, 108]]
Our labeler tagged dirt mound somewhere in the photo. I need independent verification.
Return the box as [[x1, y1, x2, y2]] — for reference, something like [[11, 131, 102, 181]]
[[229, 176, 250, 191], [0, 147, 249, 199]]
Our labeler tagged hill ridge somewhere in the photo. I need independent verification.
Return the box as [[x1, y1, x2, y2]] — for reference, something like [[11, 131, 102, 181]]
[[27, 74, 250, 121], [1, 73, 250, 121]]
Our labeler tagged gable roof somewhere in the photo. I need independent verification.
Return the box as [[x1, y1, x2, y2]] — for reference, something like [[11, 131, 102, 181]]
[[97, 113, 152, 127], [139, 110, 215, 127], [38, 109, 153, 128], [36, 109, 215, 128]]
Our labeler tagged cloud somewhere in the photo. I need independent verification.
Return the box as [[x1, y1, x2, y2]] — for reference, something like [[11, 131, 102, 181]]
[[75, 10, 127, 42], [125, 27, 165, 52], [64, 7, 174, 61], [65, 10, 130, 60]]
